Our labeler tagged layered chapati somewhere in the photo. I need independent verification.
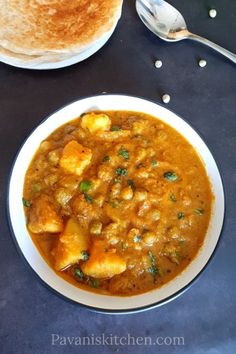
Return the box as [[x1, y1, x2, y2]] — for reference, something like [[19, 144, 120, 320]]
[[0, 44, 73, 66], [0, 0, 122, 59]]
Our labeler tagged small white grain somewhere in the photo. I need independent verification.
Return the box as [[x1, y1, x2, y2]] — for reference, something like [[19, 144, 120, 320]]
[[199, 59, 207, 67], [209, 9, 217, 18], [155, 60, 162, 68], [162, 94, 170, 104]]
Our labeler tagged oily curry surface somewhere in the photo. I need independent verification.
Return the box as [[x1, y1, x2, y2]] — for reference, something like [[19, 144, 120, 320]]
[[23, 111, 213, 295]]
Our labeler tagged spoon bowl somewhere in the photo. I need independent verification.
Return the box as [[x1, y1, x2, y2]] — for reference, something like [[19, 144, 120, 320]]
[[136, 0, 187, 42], [136, 0, 236, 63]]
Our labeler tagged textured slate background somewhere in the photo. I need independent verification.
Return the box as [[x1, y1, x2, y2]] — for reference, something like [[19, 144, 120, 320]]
[[0, 0, 235, 353]]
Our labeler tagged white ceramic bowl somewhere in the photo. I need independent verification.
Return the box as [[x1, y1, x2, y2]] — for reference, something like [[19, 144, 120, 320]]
[[7, 95, 225, 313]]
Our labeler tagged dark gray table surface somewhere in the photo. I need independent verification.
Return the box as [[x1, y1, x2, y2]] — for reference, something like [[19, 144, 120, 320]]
[[0, 1, 235, 353]]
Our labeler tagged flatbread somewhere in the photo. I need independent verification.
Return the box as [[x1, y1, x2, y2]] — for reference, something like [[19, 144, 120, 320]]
[[0, 45, 73, 66], [0, 0, 123, 56]]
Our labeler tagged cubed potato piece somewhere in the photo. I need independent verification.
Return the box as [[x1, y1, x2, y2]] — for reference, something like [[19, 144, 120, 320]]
[[60, 140, 92, 176], [81, 113, 111, 134], [54, 218, 89, 270], [28, 194, 63, 234], [81, 241, 126, 278]]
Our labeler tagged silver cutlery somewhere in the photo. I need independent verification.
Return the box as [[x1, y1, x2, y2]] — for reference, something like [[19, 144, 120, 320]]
[[136, 0, 236, 64]]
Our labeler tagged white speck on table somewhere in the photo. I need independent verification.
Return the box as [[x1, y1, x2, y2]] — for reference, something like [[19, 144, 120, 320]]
[[209, 9, 217, 18], [199, 59, 207, 67], [155, 60, 162, 68], [162, 94, 170, 104]]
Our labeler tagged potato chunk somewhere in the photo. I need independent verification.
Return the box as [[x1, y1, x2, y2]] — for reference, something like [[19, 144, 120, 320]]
[[81, 113, 111, 134], [54, 218, 89, 270], [81, 241, 126, 278], [28, 194, 63, 234], [60, 140, 92, 176]]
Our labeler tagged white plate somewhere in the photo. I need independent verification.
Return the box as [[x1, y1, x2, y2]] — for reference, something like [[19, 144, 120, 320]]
[[7, 95, 225, 313]]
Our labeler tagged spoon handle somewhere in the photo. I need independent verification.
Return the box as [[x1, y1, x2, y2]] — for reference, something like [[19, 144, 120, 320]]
[[187, 32, 236, 64]]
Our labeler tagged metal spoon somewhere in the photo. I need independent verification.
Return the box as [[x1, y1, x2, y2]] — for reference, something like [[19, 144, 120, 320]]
[[136, 0, 236, 63]]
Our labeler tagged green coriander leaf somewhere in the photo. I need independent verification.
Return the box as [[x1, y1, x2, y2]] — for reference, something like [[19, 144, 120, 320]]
[[164, 171, 178, 181], [103, 155, 110, 162], [111, 125, 121, 131], [79, 180, 92, 193], [149, 265, 158, 277], [81, 250, 89, 261], [148, 250, 156, 264], [89, 279, 100, 288], [148, 251, 158, 278], [84, 193, 93, 203], [133, 234, 142, 243], [178, 212, 185, 220], [118, 147, 129, 160], [74, 268, 84, 279], [22, 198, 30, 208], [169, 193, 177, 202], [115, 167, 127, 176], [151, 160, 158, 167]]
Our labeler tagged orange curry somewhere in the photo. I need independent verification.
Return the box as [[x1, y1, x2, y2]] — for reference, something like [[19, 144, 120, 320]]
[[23, 111, 213, 295]]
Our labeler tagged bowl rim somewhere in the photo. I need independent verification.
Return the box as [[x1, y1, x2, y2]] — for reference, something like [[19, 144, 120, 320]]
[[6, 93, 226, 314]]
